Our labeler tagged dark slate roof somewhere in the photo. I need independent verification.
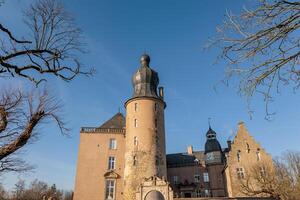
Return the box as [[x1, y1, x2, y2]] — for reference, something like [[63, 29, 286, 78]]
[[99, 113, 125, 129], [205, 139, 222, 153], [166, 151, 204, 168], [131, 54, 160, 98], [204, 127, 222, 154]]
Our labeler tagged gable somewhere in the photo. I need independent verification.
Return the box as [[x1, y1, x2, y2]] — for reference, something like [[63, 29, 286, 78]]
[[99, 112, 125, 129]]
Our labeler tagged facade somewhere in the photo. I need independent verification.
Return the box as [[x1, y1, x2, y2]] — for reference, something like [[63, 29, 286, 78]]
[[73, 55, 273, 200]]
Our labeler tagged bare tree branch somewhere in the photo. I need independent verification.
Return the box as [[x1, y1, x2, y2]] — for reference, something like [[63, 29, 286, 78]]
[[239, 151, 300, 200], [209, 0, 300, 119], [0, 24, 31, 44], [0, 88, 68, 173], [0, 0, 94, 85]]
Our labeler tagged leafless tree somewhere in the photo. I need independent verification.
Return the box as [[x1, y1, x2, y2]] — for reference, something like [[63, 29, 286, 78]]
[[239, 151, 300, 200], [209, 0, 300, 119], [0, 0, 92, 174], [0, 0, 93, 85], [0, 88, 68, 173]]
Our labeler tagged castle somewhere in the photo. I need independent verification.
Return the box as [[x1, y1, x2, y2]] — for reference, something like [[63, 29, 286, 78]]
[[73, 55, 273, 200]]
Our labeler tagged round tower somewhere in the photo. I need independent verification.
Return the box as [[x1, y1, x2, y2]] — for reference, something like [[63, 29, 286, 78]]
[[124, 55, 167, 200]]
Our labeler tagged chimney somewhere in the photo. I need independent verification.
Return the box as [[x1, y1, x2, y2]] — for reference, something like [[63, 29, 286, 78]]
[[158, 87, 164, 99], [227, 140, 232, 150], [187, 145, 193, 155]]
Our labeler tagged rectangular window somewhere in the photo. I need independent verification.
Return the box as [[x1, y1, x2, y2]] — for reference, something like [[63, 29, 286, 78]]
[[237, 150, 241, 162], [155, 119, 158, 128], [134, 136, 138, 146], [196, 190, 201, 197], [203, 172, 209, 182], [134, 103, 138, 112], [134, 119, 138, 127], [194, 174, 201, 183], [260, 166, 266, 177], [108, 156, 116, 170], [173, 176, 179, 184], [109, 139, 117, 150], [155, 103, 158, 111], [204, 189, 210, 197], [133, 155, 137, 166], [105, 179, 115, 200], [256, 149, 261, 161], [236, 167, 245, 179]]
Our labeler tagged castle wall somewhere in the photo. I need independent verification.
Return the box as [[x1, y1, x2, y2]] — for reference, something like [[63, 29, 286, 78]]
[[73, 130, 125, 200]]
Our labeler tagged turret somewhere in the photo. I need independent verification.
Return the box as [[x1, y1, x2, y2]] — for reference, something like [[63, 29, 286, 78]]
[[123, 55, 166, 200], [205, 126, 222, 165]]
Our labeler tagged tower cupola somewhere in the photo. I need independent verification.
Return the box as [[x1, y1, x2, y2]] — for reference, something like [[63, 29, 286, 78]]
[[205, 126, 222, 154], [132, 54, 160, 98]]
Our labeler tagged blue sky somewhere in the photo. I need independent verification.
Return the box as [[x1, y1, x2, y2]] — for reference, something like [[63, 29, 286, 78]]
[[1, 0, 300, 191]]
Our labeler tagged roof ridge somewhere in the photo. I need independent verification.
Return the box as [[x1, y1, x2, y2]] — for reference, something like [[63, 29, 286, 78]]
[[99, 112, 125, 129]]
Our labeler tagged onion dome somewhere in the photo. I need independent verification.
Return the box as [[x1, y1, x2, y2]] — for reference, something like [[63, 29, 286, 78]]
[[131, 54, 159, 98], [205, 126, 222, 153]]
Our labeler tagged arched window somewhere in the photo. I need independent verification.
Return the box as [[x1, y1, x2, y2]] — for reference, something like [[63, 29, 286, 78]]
[[134, 119, 138, 127], [237, 150, 241, 162], [256, 148, 261, 161]]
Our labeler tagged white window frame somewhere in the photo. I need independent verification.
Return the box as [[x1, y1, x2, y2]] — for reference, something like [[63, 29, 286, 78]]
[[105, 179, 115, 200], [194, 174, 201, 183], [237, 167, 245, 179], [109, 138, 117, 150], [173, 176, 179, 184], [260, 166, 266, 177], [108, 156, 116, 170], [204, 189, 210, 197], [203, 172, 209, 182]]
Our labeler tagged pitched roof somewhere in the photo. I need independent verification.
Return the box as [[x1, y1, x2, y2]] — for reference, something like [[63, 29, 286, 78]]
[[99, 112, 125, 129]]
